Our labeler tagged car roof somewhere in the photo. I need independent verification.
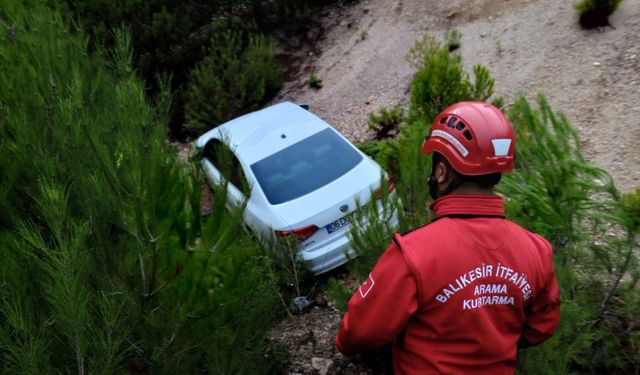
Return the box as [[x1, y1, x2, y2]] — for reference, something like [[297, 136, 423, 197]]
[[196, 102, 331, 164]]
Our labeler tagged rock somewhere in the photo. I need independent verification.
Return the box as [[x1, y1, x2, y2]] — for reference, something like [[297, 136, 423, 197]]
[[311, 357, 333, 375], [593, 62, 601, 66], [289, 296, 312, 314], [365, 96, 374, 105]]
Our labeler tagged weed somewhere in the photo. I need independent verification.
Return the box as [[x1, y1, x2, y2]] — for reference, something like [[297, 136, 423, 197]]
[[326, 277, 351, 314], [408, 33, 499, 122], [368, 105, 406, 139], [445, 28, 461, 51], [574, 0, 624, 28], [308, 71, 323, 89]]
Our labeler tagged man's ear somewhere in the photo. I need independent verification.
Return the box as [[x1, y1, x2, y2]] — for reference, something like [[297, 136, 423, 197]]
[[435, 161, 448, 184]]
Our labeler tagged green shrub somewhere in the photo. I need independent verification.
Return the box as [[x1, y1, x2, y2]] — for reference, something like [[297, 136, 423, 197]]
[[348, 184, 405, 279], [620, 187, 640, 233], [368, 105, 406, 139], [574, 0, 624, 28], [0, 2, 284, 373], [502, 95, 639, 374], [407, 33, 499, 122], [308, 71, 323, 89], [357, 139, 400, 177], [58, 0, 315, 137], [326, 277, 352, 314], [445, 28, 461, 51], [501, 95, 617, 251], [184, 31, 282, 135]]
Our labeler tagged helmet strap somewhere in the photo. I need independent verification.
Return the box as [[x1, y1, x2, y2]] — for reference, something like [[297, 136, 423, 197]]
[[441, 173, 465, 196], [428, 172, 464, 200]]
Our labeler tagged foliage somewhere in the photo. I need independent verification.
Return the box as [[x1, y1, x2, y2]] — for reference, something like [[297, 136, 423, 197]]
[[348, 183, 406, 279], [308, 72, 323, 89], [407, 33, 499, 123], [367, 105, 406, 140], [184, 31, 282, 135], [445, 28, 461, 51], [326, 278, 352, 314], [57, 0, 317, 137], [500, 96, 638, 374], [0, 2, 284, 373], [574, 0, 624, 28], [620, 188, 640, 233], [357, 140, 399, 176], [501, 95, 617, 250]]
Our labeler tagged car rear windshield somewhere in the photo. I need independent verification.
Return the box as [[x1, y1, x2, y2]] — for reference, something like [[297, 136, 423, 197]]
[[250, 128, 363, 205]]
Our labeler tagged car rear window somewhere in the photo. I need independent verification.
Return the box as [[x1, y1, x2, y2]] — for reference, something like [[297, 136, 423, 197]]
[[250, 128, 363, 205]]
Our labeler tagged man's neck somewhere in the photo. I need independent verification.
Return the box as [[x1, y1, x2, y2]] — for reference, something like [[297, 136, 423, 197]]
[[448, 184, 493, 196]]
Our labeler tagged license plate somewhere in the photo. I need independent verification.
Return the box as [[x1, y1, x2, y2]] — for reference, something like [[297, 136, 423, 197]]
[[326, 210, 360, 234]]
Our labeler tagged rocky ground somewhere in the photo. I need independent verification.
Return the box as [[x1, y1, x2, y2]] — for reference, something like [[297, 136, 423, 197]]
[[268, 0, 640, 373], [274, 0, 640, 192]]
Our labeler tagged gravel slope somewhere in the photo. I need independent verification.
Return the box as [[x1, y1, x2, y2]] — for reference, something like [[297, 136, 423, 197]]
[[274, 0, 640, 192]]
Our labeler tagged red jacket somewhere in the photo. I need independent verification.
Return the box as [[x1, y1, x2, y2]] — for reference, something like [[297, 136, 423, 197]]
[[336, 195, 560, 374]]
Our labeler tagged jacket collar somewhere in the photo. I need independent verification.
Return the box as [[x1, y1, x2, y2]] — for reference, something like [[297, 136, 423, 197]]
[[429, 194, 505, 220]]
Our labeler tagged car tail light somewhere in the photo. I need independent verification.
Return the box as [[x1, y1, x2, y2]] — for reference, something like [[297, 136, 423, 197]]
[[373, 176, 395, 199], [276, 224, 319, 242]]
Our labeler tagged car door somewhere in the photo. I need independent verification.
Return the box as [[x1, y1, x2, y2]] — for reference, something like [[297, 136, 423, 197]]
[[201, 138, 250, 210]]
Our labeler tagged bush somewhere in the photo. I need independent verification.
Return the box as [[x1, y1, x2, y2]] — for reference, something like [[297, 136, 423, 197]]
[[326, 278, 352, 314], [367, 105, 406, 140], [444, 28, 461, 51], [407, 33, 499, 123], [501, 95, 639, 374], [574, 0, 624, 28], [308, 72, 323, 89], [0, 2, 284, 373], [57, 0, 316, 137], [501, 95, 617, 249], [348, 184, 405, 279], [184, 31, 282, 135]]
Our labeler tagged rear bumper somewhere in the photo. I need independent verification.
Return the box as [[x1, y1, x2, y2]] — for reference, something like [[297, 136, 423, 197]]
[[302, 209, 399, 275], [302, 234, 354, 274]]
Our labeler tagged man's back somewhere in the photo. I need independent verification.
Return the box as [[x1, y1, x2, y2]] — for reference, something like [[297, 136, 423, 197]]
[[336, 195, 560, 374]]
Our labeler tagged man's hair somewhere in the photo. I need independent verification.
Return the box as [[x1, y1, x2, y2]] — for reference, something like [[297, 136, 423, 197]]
[[432, 152, 501, 189]]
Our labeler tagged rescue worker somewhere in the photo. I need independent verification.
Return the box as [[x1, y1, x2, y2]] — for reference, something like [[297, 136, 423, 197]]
[[335, 101, 561, 374]]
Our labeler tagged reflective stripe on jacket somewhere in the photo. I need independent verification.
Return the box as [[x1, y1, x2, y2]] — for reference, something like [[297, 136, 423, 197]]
[[335, 194, 560, 374]]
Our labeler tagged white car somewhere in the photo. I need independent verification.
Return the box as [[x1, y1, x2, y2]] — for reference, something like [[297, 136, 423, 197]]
[[195, 102, 397, 274]]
